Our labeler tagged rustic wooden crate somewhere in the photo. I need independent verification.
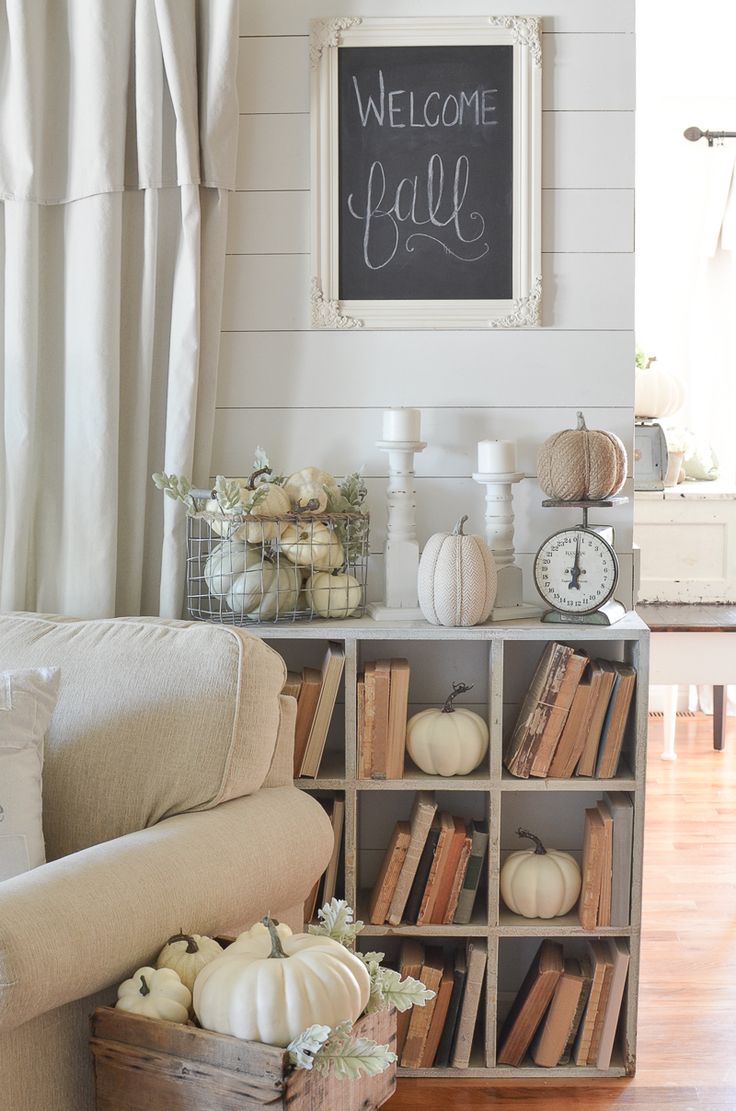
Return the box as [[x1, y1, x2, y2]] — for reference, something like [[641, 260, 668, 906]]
[[90, 1006, 397, 1111]]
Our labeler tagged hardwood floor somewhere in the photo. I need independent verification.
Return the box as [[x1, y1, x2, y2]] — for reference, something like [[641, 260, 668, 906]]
[[386, 713, 736, 1110]]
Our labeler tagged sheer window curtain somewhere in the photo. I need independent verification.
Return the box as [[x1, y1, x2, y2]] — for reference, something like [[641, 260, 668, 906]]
[[0, 0, 238, 617]]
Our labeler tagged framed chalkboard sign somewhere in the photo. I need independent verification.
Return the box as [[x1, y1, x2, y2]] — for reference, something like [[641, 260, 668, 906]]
[[310, 17, 542, 329]]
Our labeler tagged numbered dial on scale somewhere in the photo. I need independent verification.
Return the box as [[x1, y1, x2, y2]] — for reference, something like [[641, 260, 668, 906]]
[[534, 527, 618, 615]]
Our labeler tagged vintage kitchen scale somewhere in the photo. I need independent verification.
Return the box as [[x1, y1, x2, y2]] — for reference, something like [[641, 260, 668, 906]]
[[533, 498, 628, 626]]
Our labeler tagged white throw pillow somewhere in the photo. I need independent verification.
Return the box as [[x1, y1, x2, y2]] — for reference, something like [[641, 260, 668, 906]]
[[0, 667, 60, 881]]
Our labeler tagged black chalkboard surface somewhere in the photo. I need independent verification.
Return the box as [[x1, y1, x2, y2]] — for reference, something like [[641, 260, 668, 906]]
[[338, 45, 514, 301]]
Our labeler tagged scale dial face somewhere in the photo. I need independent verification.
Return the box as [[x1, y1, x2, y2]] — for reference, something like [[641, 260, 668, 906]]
[[534, 527, 618, 615]]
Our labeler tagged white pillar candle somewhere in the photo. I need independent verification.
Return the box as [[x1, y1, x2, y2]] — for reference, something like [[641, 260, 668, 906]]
[[382, 407, 421, 442], [477, 439, 517, 474]]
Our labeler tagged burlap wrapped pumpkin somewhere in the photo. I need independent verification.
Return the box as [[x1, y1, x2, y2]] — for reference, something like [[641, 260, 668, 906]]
[[537, 412, 627, 501]]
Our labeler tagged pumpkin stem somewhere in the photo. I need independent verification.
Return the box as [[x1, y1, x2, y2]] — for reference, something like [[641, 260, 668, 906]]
[[293, 498, 321, 514], [262, 915, 287, 960], [517, 827, 547, 855], [139, 974, 151, 997], [575, 411, 588, 432], [646, 355, 657, 369], [452, 516, 469, 536], [167, 932, 199, 954], [442, 681, 474, 713], [247, 466, 272, 490]]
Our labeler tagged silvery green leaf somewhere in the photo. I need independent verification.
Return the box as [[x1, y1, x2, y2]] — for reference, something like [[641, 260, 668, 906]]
[[253, 445, 271, 471], [308, 899, 364, 948], [287, 1024, 331, 1071], [312, 1025, 397, 1080], [370, 968, 436, 1013], [213, 475, 243, 512]]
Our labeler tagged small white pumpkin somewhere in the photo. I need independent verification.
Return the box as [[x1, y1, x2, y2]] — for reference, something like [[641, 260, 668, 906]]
[[418, 517, 497, 627], [193, 916, 370, 1047], [155, 932, 223, 994], [406, 682, 489, 776], [203, 540, 252, 598], [500, 829, 582, 919], [227, 556, 301, 619], [205, 468, 291, 544], [306, 570, 362, 619], [635, 355, 686, 420], [279, 520, 345, 571], [284, 467, 339, 512], [115, 967, 191, 1024]]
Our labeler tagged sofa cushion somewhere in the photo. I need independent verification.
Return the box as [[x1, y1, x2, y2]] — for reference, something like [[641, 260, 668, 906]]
[[0, 667, 60, 880], [0, 616, 286, 859]]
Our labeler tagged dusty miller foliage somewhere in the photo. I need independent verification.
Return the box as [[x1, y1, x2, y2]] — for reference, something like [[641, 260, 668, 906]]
[[292, 899, 434, 1079]]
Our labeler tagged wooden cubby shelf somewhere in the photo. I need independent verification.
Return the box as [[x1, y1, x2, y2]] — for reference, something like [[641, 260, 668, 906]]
[[254, 613, 648, 1079]]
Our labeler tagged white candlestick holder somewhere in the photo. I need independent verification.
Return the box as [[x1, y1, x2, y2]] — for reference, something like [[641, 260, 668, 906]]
[[368, 439, 426, 622], [472, 471, 543, 622]]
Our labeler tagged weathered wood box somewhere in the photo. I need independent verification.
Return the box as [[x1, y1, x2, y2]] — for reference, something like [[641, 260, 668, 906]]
[[90, 1006, 397, 1111]]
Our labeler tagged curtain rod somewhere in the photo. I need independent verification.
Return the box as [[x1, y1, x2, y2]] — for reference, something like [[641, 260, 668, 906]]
[[684, 126, 736, 147]]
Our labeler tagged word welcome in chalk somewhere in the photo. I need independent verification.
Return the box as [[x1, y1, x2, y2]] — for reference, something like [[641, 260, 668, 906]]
[[347, 153, 490, 270], [352, 69, 499, 129]]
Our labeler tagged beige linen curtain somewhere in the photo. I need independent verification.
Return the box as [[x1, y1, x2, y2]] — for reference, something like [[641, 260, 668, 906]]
[[0, 0, 239, 617]]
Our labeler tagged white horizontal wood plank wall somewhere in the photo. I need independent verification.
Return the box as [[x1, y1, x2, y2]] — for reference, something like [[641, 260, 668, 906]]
[[221, 3, 635, 606]]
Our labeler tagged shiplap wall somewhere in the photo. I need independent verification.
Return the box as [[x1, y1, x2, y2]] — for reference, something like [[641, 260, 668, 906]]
[[217, 1, 636, 606]]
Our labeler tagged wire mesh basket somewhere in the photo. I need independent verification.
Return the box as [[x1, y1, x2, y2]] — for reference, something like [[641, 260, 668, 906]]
[[186, 503, 370, 624]]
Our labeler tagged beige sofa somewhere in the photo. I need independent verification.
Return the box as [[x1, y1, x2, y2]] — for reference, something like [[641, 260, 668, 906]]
[[0, 614, 333, 1111]]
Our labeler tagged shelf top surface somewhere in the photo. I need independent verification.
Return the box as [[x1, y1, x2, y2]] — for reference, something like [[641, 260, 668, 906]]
[[239, 612, 649, 641]]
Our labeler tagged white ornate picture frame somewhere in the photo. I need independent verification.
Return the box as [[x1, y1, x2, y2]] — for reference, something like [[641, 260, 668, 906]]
[[310, 16, 542, 330]]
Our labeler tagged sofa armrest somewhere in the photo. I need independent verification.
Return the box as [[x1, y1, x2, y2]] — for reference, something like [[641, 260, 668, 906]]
[[0, 787, 333, 1032], [262, 694, 297, 788]]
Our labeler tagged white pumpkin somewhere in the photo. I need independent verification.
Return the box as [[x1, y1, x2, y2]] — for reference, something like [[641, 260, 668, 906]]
[[115, 967, 191, 1024], [205, 469, 291, 544], [418, 517, 497, 627], [203, 541, 252, 598], [155, 932, 223, 994], [279, 521, 345, 571], [306, 570, 362, 619], [284, 467, 339, 512], [193, 916, 370, 1047], [500, 829, 582, 919], [406, 683, 489, 776], [635, 356, 686, 420], [227, 556, 301, 619]]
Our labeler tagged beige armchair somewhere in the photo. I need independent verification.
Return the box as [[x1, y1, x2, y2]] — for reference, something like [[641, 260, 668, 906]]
[[0, 614, 333, 1111]]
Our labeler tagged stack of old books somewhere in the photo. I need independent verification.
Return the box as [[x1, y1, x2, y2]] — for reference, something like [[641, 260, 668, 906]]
[[497, 938, 630, 1069], [286, 642, 345, 778], [504, 643, 636, 780], [367, 792, 488, 927], [396, 939, 487, 1069], [578, 792, 634, 929], [357, 657, 411, 779]]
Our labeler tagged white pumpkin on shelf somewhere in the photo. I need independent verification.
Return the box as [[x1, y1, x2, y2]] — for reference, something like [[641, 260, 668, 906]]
[[203, 540, 252, 598], [279, 520, 345, 571], [306, 570, 362, 619], [193, 916, 370, 1047], [405, 682, 489, 777], [635, 355, 686, 420], [206, 468, 291, 545], [500, 829, 582, 919], [115, 967, 191, 1024], [418, 516, 497, 627], [155, 932, 223, 994]]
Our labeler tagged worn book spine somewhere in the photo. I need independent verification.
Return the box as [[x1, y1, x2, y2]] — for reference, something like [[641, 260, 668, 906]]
[[301, 644, 345, 778], [529, 652, 589, 777], [596, 666, 636, 778], [587, 957, 615, 1064], [434, 952, 467, 1068], [548, 665, 599, 778], [579, 807, 605, 930], [506, 644, 575, 778], [387, 657, 410, 780], [420, 960, 455, 1067], [497, 940, 564, 1067], [387, 792, 438, 927], [396, 941, 424, 1056], [403, 826, 440, 926], [401, 949, 445, 1068], [559, 958, 593, 1066], [368, 821, 411, 925], [574, 944, 608, 1066], [531, 959, 584, 1068], [596, 799, 614, 928], [451, 940, 487, 1069], [576, 665, 616, 777], [453, 821, 489, 926], [504, 643, 557, 776], [416, 813, 454, 926], [430, 817, 467, 924], [360, 662, 376, 779], [370, 659, 392, 779], [595, 939, 630, 1069], [606, 791, 634, 927], [357, 675, 368, 778], [443, 830, 473, 924]]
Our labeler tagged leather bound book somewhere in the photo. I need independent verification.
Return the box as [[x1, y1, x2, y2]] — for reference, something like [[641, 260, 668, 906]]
[[416, 812, 455, 926], [579, 806, 606, 929], [529, 651, 589, 777], [402, 823, 440, 926], [547, 662, 600, 778], [595, 662, 636, 778], [575, 662, 617, 777], [505, 643, 576, 778], [370, 659, 392, 779], [531, 959, 585, 1068], [434, 949, 467, 1068], [430, 817, 468, 925], [293, 667, 322, 777], [497, 940, 564, 1067], [368, 820, 411, 925], [387, 791, 438, 926], [387, 658, 410, 780], [420, 958, 455, 1067], [401, 948, 445, 1068], [443, 825, 474, 924]]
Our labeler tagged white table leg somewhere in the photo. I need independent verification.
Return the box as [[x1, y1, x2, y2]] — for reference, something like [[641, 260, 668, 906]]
[[661, 684, 679, 761]]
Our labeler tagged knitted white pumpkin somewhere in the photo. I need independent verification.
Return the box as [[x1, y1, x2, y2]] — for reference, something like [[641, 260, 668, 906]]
[[537, 411, 627, 502], [418, 516, 497, 627]]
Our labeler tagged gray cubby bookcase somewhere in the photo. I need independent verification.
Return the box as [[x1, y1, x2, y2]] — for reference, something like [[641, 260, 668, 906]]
[[250, 613, 649, 1078]]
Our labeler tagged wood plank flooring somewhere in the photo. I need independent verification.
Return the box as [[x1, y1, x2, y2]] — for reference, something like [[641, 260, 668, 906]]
[[386, 714, 736, 1110]]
